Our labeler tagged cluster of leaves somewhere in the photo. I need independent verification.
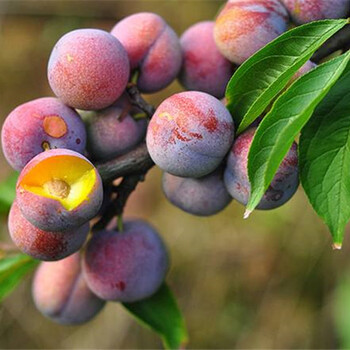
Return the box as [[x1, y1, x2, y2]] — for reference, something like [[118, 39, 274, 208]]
[[1, 19, 350, 349], [226, 19, 350, 249]]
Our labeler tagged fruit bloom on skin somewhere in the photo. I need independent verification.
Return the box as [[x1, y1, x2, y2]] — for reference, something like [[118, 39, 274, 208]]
[[83, 220, 169, 302], [281, 0, 350, 24], [32, 253, 105, 325], [146, 91, 234, 178], [16, 149, 103, 232], [214, 0, 288, 64], [8, 200, 90, 261], [84, 104, 147, 161], [162, 167, 232, 216], [1, 97, 86, 171], [48, 29, 130, 110], [224, 128, 299, 209], [111, 12, 182, 93], [179, 21, 234, 98]]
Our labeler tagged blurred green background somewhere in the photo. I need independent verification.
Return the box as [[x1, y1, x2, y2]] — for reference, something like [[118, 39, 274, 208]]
[[1, 1, 350, 348]]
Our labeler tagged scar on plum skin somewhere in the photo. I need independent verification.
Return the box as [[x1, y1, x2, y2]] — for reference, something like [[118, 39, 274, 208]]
[[43, 115, 68, 138], [41, 141, 51, 151]]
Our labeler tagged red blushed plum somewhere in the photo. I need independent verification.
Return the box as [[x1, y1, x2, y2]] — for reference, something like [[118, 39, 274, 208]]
[[8, 201, 89, 261], [214, 0, 288, 64], [48, 29, 130, 110], [162, 167, 232, 216], [281, 0, 350, 24], [224, 128, 299, 210], [111, 12, 182, 93], [82, 220, 169, 302], [32, 253, 105, 325], [16, 149, 103, 232], [1, 97, 86, 171], [146, 91, 234, 178], [179, 21, 234, 98], [84, 104, 147, 161]]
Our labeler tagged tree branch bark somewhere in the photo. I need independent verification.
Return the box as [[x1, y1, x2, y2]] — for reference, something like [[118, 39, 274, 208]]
[[93, 85, 155, 230], [96, 142, 154, 184], [92, 174, 144, 231]]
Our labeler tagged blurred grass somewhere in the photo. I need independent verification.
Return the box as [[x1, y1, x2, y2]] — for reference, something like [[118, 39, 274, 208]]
[[0, 1, 350, 349]]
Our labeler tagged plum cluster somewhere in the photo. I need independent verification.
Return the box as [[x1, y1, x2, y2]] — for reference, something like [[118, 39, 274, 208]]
[[1, 0, 348, 326], [1, 14, 175, 325]]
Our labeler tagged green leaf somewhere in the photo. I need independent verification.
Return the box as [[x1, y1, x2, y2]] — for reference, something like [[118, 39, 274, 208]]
[[334, 272, 350, 348], [246, 51, 350, 217], [123, 283, 188, 349], [0, 172, 18, 214], [0, 254, 38, 302], [299, 60, 350, 248], [225, 19, 348, 134]]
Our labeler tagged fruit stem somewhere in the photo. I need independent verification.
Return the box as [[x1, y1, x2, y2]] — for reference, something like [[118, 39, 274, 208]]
[[117, 214, 124, 232], [131, 69, 139, 84]]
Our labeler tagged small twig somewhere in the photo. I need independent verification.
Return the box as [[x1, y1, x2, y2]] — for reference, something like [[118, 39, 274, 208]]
[[92, 174, 144, 231], [126, 83, 156, 118]]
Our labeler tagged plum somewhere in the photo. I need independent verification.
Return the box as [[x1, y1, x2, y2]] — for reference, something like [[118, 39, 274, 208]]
[[1, 97, 86, 171], [214, 0, 288, 64], [224, 127, 299, 209], [16, 149, 103, 232], [146, 91, 234, 177], [111, 12, 182, 93], [32, 253, 105, 325], [48, 29, 129, 110], [162, 167, 232, 216], [179, 21, 234, 98], [83, 220, 169, 302]]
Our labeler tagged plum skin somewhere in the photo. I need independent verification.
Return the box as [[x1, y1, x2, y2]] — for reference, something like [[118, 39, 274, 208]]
[[281, 0, 350, 24], [146, 91, 235, 178], [224, 128, 299, 209], [162, 168, 232, 216], [290, 60, 317, 84], [111, 12, 182, 93], [82, 220, 169, 303], [8, 200, 89, 261], [16, 149, 103, 232], [48, 29, 130, 110], [179, 21, 234, 98], [214, 0, 288, 64], [84, 104, 147, 161], [32, 253, 105, 325], [1, 97, 86, 171]]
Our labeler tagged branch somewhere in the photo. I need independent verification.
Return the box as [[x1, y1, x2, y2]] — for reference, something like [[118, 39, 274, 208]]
[[93, 85, 156, 230], [312, 25, 350, 63], [126, 83, 155, 118], [96, 142, 154, 184], [92, 174, 144, 231]]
